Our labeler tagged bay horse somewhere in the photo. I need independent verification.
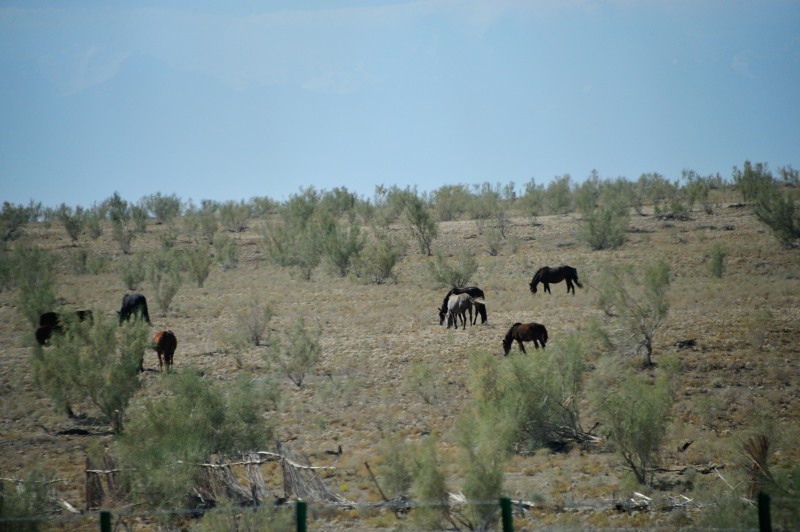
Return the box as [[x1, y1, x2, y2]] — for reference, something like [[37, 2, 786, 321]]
[[529, 265, 583, 295], [153, 330, 177, 371], [438, 286, 487, 325], [446, 293, 473, 330], [502, 322, 548, 355]]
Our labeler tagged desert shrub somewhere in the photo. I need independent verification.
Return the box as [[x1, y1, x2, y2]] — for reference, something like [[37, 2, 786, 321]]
[[84, 210, 104, 240], [11, 244, 57, 327], [580, 203, 629, 250], [267, 318, 321, 388], [130, 204, 148, 233], [545, 174, 573, 215], [519, 178, 545, 223], [198, 203, 219, 243], [405, 194, 438, 256], [734, 163, 800, 246], [595, 260, 671, 367], [119, 252, 147, 291], [196, 499, 293, 532], [1, 200, 41, 242], [31, 316, 147, 432], [745, 308, 773, 350], [68, 248, 109, 275], [55, 204, 85, 245], [212, 234, 239, 270], [378, 436, 415, 497], [0, 467, 58, 531], [590, 361, 676, 485], [259, 219, 294, 267], [427, 251, 478, 288], [351, 232, 404, 284], [185, 244, 213, 287], [142, 192, 182, 225], [321, 220, 365, 277], [410, 436, 450, 530], [219, 200, 251, 232], [433, 184, 472, 221], [117, 370, 278, 510], [157, 222, 179, 249], [405, 360, 442, 405], [148, 249, 183, 315], [237, 297, 273, 346], [709, 243, 727, 278], [574, 171, 602, 214], [319, 186, 359, 221]]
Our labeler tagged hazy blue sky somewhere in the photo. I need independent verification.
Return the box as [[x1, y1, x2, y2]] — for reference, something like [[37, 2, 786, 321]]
[[2, 1, 798, 208]]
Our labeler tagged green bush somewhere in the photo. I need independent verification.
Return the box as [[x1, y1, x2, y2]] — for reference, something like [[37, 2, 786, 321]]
[[351, 233, 404, 284], [433, 184, 472, 221], [185, 244, 213, 287], [590, 362, 675, 485], [148, 249, 183, 315], [237, 297, 273, 346], [427, 251, 478, 288], [267, 318, 321, 388], [595, 260, 671, 367], [219, 200, 251, 232], [117, 370, 278, 510], [410, 436, 450, 530], [405, 195, 438, 256], [580, 203, 629, 250], [0, 467, 57, 531], [11, 244, 57, 327], [56, 204, 85, 245], [213, 234, 240, 271], [142, 192, 182, 225], [322, 220, 365, 277], [545, 174, 573, 215], [709, 243, 727, 278], [119, 252, 147, 291], [31, 316, 147, 432]]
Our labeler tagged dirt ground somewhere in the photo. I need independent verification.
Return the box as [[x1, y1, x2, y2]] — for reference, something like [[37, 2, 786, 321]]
[[1, 202, 799, 530]]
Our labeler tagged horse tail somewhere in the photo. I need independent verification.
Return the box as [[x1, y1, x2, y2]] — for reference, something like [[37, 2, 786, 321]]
[[541, 324, 548, 343], [571, 267, 583, 288]]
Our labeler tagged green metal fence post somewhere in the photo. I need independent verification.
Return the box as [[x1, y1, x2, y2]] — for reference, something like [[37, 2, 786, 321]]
[[758, 491, 771, 532], [99, 510, 111, 532], [500, 497, 513, 532], [296, 500, 307, 532]]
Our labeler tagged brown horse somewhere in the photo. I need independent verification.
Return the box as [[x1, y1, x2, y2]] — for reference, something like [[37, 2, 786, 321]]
[[529, 265, 583, 295], [153, 330, 178, 371], [502, 322, 548, 355]]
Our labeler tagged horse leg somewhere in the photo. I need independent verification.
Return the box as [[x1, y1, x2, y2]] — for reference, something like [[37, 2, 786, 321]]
[[544, 283, 551, 294], [157, 351, 163, 371], [566, 279, 574, 294], [517, 340, 526, 354]]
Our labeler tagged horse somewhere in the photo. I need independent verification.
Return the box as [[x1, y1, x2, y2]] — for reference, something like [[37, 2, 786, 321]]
[[118, 293, 151, 324], [438, 286, 487, 325], [35, 310, 94, 345], [446, 293, 474, 330], [152, 330, 177, 371], [529, 265, 583, 295], [502, 322, 548, 355]]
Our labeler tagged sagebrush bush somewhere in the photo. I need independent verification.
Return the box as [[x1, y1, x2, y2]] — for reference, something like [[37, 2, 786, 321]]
[[185, 244, 213, 288], [119, 252, 147, 291], [709, 243, 727, 278], [405, 195, 438, 256], [117, 370, 278, 510], [148, 249, 183, 314], [580, 204, 629, 250], [12, 243, 57, 327], [427, 251, 478, 288], [213, 234, 240, 270], [32, 316, 147, 432], [267, 318, 321, 387], [352, 232, 404, 284], [237, 297, 273, 346]]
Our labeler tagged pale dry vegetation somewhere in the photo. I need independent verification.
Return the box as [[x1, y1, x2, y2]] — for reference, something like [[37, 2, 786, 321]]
[[1, 183, 799, 530]]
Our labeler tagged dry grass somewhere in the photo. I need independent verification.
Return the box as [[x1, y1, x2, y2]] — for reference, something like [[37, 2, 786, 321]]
[[1, 202, 799, 530]]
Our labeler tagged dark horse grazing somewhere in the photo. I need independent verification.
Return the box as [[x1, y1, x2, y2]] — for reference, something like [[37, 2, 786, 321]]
[[118, 293, 151, 324], [152, 330, 177, 371], [35, 310, 94, 345], [529, 265, 583, 295], [446, 293, 473, 330], [502, 322, 548, 355], [438, 286, 487, 325]]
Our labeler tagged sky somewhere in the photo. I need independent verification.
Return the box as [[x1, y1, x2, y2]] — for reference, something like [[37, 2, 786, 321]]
[[1, 0, 799, 209]]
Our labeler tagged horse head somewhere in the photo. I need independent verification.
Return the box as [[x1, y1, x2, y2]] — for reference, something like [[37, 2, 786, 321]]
[[438, 305, 447, 325]]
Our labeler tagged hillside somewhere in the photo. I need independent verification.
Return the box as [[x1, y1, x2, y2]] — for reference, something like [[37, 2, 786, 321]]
[[1, 199, 799, 530]]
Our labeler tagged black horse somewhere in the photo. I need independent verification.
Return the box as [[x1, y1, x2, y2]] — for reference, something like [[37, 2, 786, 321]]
[[438, 286, 487, 325], [529, 265, 583, 295], [502, 322, 548, 355], [118, 293, 151, 324], [35, 310, 94, 345]]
